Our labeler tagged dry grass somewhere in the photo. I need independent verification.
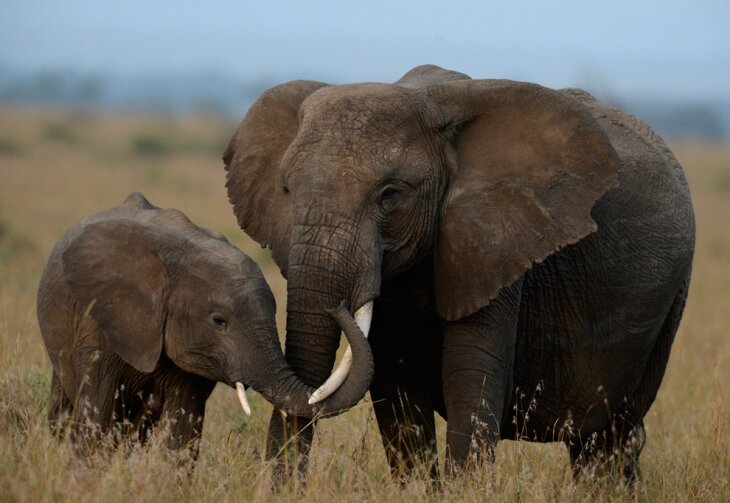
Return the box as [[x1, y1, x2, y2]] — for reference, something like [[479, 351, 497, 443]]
[[0, 106, 728, 502]]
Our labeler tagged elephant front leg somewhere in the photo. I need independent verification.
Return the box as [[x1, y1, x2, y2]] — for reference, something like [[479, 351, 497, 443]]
[[68, 359, 120, 452], [160, 375, 214, 461], [48, 370, 73, 438], [441, 281, 521, 472]]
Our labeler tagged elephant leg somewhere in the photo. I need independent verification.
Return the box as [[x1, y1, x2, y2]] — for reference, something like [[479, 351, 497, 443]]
[[48, 370, 72, 438], [568, 420, 645, 483], [370, 357, 438, 481], [568, 428, 612, 479], [441, 281, 522, 472], [113, 380, 163, 445], [68, 359, 121, 451], [618, 421, 646, 483], [160, 375, 214, 461], [266, 412, 315, 487], [368, 296, 442, 481]]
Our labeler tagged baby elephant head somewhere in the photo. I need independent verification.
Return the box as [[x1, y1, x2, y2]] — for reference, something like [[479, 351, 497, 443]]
[[60, 192, 372, 417]]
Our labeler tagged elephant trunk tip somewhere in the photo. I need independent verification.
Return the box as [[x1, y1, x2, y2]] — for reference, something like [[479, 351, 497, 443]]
[[309, 300, 373, 405]]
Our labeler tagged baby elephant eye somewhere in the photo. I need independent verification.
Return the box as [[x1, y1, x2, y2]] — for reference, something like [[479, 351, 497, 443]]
[[211, 313, 228, 329]]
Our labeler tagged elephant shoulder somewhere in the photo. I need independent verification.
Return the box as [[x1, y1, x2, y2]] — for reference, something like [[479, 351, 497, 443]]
[[560, 87, 659, 147]]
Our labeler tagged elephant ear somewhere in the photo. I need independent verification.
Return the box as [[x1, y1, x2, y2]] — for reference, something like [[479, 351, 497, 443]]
[[429, 79, 621, 321], [62, 219, 175, 372], [224, 80, 328, 276]]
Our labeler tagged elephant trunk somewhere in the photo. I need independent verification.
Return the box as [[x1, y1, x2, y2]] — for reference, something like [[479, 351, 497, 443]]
[[282, 266, 342, 388], [240, 301, 373, 418], [283, 218, 379, 394], [308, 301, 373, 404], [222, 253, 374, 420], [261, 216, 379, 473]]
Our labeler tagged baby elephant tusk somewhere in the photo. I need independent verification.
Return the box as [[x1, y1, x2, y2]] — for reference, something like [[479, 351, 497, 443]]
[[308, 301, 373, 405], [235, 382, 252, 416]]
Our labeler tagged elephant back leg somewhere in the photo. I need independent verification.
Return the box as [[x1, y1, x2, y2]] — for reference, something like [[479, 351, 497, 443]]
[[568, 420, 646, 483], [48, 370, 73, 437], [621, 277, 689, 481], [633, 277, 690, 420], [567, 278, 689, 482]]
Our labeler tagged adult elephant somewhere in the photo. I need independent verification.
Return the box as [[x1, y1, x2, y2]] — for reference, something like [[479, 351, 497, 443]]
[[224, 65, 694, 481]]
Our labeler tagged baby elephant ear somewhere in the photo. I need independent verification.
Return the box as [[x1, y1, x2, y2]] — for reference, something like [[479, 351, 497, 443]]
[[224, 80, 328, 276], [429, 79, 621, 321], [62, 219, 171, 373]]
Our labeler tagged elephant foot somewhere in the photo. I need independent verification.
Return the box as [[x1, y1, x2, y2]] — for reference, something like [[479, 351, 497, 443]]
[[619, 422, 646, 484], [568, 422, 645, 485], [268, 451, 309, 493], [443, 423, 497, 483]]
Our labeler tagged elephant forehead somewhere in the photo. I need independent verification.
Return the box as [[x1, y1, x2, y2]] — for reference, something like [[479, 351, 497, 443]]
[[300, 84, 423, 138], [286, 90, 428, 180]]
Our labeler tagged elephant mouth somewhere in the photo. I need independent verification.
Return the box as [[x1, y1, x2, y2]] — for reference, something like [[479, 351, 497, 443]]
[[307, 300, 374, 404]]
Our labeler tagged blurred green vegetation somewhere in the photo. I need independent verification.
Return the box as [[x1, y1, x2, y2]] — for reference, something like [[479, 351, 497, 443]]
[[0, 135, 25, 156], [43, 122, 79, 145]]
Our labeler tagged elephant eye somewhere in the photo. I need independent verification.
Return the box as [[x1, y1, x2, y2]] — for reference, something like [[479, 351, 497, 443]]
[[379, 187, 400, 211], [282, 184, 290, 194], [210, 313, 228, 330]]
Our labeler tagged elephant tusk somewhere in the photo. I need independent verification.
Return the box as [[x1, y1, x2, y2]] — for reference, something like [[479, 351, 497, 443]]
[[308, 301, 373, 405], [235, 382, 252, 416]]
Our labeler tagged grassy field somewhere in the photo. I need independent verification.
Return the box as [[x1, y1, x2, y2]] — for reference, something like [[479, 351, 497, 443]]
[[0, 107, 728, 502]]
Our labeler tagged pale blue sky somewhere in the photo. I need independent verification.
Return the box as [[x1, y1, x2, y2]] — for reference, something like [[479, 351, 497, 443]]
[[1, 0, 729, 99]]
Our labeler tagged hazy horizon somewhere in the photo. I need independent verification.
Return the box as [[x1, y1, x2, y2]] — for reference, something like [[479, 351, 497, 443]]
[[2, 0, 729, 101]]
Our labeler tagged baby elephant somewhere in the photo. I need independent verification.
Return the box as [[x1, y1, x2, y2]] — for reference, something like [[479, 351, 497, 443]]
[[37, 192, 278, 456]]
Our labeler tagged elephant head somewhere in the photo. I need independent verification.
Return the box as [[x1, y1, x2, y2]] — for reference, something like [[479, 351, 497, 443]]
[[58, 192, 373, 418], [223, 65, 620, 413]]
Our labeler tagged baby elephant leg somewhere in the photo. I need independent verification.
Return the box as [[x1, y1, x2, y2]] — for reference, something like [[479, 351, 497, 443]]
[[160, 375, 215, 461], [66, 358, 122, 452], [48, 370, 73, 437]]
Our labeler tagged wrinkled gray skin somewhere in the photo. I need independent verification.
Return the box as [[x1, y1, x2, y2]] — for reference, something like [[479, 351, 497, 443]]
[[224, 65, 695, 482], [37, 192, 373, 456]]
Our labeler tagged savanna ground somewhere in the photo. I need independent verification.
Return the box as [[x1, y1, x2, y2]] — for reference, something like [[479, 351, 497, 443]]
[[0, 106, 727, 502]]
